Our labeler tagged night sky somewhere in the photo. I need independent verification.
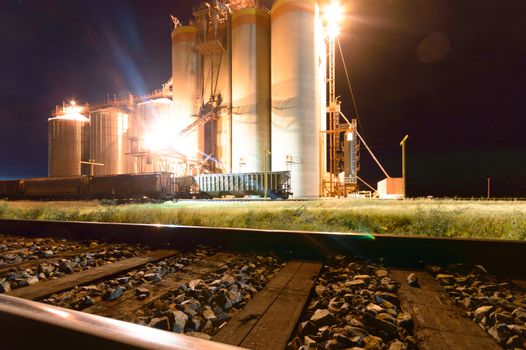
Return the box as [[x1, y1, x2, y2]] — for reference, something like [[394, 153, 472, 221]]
[[1, 0, 525, 197]]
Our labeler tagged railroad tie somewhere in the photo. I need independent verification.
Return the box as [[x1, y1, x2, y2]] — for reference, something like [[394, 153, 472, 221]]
[[0, 244, 115, 274], [390, 270, 501, 350], [7, 249, 178, 300], [213, 260, 322, 350], [84, 252, 238, 321]]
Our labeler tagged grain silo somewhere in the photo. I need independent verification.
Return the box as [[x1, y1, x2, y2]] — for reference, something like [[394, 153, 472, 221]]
[[89, 107, 131, 176], [270, 0, 325, 198], [172, 26, 199, 159], [48, 103, 90, 177], [231, 7, 271, 173]]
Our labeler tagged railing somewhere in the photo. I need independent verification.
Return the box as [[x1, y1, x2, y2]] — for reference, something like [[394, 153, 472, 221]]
[[0, 294, 243, 350]]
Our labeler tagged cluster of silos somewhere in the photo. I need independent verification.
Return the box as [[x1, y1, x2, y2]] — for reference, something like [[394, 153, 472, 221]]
[[48, 0, 327, 198], [171, 0, 325, 197], [49, 103, 133, 178], [48, 105, 90, 177]]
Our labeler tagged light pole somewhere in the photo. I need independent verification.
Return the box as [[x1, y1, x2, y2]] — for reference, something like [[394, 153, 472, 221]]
[[321, 1, 343, 197], [263, 149, 271, 200], [400, 135, 409, 198]]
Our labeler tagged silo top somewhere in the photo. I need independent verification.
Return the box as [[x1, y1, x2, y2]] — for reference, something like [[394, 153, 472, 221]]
[[172, 25, 197, 42], [48, 111, 89, 123], [271, 0, 316, 20], [232, 8, 270, 27]]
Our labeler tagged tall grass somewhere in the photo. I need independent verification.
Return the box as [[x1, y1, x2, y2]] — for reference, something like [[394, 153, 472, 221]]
[[0, 199, 525, 240]]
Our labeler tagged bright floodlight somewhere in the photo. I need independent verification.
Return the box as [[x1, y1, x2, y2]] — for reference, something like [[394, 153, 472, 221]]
[[324, 1, 343, 23], [326, 22, 340, 38], [143, 120, 193, 157], [323, 1, 343, 38]]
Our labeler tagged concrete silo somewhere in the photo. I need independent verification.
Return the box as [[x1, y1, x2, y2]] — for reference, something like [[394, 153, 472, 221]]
[[48, 104, 90, 177], [231, 7, 271, 173], [89, 107, 131, 176], [172, 26, 199, 159], [270, 0, 325, 198]]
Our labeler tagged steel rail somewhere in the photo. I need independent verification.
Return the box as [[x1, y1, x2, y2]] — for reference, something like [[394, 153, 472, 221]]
[[0, 293, 244, 350], [0, 219, 524, 278]]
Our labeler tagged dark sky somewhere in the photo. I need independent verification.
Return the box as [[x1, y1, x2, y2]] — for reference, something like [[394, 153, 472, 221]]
[[1, 0, 525, 197]]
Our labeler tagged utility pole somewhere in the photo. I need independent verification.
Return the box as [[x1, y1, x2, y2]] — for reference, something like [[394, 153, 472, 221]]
[[487, 177, 491, 199], [400, 135, 409, 198]]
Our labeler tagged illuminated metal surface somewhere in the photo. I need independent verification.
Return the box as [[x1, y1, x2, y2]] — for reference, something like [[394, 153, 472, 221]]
[[48, 105, 90, 177], [194, 171, 290, 198], [0, 294, 245, 350], [134, 98, 173, 173], [270, 0, 325, 198], [231, 8, 271, 173], [89, 107, 131, 175]]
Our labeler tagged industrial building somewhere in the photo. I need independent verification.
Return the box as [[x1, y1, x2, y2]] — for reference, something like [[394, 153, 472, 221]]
[[48, 0, 361, 199]]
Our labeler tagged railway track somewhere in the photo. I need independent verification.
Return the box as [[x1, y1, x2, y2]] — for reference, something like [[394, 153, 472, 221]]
[[0, 219, 524, 350]]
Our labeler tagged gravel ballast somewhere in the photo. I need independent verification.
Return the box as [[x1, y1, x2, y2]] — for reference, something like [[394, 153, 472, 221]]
[[428, 264, 526, 349], [288, 256, 417, 350]]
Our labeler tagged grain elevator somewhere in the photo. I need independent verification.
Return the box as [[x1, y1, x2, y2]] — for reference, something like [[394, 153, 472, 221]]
[[48, 0, 360, 198]]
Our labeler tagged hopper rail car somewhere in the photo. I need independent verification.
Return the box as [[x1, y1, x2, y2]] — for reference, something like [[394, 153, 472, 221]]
[[0, 171, 291, 201]]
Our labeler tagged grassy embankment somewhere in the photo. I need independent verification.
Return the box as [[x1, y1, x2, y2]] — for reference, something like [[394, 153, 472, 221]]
[[0, 199, 525, 240]]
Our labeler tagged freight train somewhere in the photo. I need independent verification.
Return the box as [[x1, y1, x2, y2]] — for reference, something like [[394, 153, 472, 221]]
[[0, 171, 291, 201]]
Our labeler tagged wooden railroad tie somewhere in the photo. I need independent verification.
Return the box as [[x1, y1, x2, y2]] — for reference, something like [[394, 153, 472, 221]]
[[7, 249, 178, 300], [84, 252, 238, 321], [214, 260, 322, 350], [390, 270, 501, 350]]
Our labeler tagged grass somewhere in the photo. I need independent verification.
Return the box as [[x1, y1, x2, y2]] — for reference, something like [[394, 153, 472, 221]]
[[0, 199, 525, 240]]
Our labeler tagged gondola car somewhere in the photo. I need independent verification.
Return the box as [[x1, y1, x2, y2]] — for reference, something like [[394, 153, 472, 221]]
[[89, 173, 174, 200], [0, 180, 23, 199], [23, 177, 88, 200]]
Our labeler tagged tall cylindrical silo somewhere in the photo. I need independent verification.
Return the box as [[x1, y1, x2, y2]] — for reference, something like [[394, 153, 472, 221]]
[[271, 0, 324, 198], [48, 107, 89, 177], [172, 26, 198, 159], [231, 7, 271, 173], [216, 20, 233, 173], [89, 107, 131, 176]]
